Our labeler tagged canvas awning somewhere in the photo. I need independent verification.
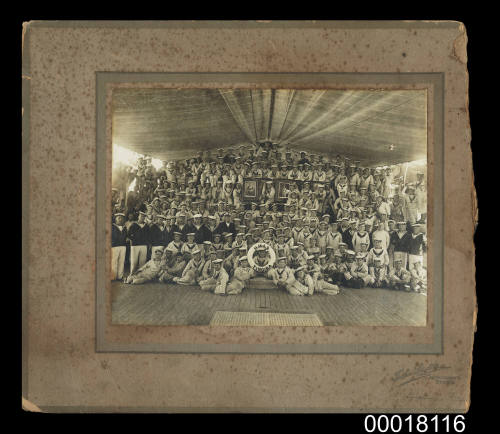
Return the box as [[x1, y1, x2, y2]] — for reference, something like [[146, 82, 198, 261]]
[[112, 88, 427, 166]]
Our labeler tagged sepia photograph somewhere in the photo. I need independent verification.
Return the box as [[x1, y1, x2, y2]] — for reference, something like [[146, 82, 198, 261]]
[[110, 88, 428, 327], [23, 20, 474, 414]]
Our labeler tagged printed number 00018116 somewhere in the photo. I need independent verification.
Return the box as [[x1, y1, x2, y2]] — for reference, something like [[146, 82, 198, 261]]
[[364, 415, 465, 433]]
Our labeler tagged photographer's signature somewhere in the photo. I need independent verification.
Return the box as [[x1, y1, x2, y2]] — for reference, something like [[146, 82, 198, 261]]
[[391, 363, 458, 387]]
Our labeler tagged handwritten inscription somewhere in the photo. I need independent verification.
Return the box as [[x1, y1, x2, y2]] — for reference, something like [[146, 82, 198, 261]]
[[391, 363, 458, 387]]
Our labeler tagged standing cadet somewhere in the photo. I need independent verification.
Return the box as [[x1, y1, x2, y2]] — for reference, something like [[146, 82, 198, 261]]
[[390, 221, 411, 270], [408, 223, 426, 270], [415, 171, 427, 222], [111, 213, 128, 281], [127, 210, 149, 276], [150, 214, 167, 256]]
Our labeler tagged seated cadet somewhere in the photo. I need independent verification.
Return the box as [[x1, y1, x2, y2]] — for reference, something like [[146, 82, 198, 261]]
[[173, 249, 205, 285], [235, 245, 247, 268], [165, 231, 183, 255], [305, 254, 321, 277], [213, 258, 230, 295], [337, 242, 348, 261], [388, 258, 412, 291], [262, 228, 273, 244], [222, 232, 233, 250], [306, 237, 321, 257], [201, 240, 213, 260], [253, 245, 270, 269], [212, 233, 223, 251], [409, 261, 427, 294], [125, 249, 164, 284], [222, 246, 234, 276], [226, 256, 256, 295], [200, 249, 217, 282], [296, 242, 309, 264], [358, 241, 370, 263], [347, 252, 372, 288], [288, 245, 306, 269], [232, 232, 246, 250], [316, 220, 329, 254], [198, 258, 229, 295], [268, 256, 295, 291], [273, 233, 290, 258], [313, 255, 340, 295], [181, 232, 198, 255], [330, 252, 348, 285], [286, 266, 313, 296], [158, 251, 188, 283], [325, 245, 336, 263], [369, 257, 389, 288], [366, 238, 390, 268]]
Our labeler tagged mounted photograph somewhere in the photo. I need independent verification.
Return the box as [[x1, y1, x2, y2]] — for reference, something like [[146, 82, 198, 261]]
[[110, 88, 428, 327]]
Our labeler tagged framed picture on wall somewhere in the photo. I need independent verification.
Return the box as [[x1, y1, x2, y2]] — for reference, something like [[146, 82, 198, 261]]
[[243, 179, 258, 200]]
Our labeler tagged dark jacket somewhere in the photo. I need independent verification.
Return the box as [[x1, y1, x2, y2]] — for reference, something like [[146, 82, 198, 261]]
[[215, 221, 236, 237], [390, 231, 411, 253], [408, 233, 426, 256], [127, 222, 149, 246], [111, 224, 128, 247]]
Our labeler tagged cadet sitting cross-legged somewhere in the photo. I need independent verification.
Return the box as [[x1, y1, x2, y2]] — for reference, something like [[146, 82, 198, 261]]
[[226, 256, 255, 295]]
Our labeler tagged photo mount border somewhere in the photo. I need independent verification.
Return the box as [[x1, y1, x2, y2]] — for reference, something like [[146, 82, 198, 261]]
[[95, 72, 443, 355]]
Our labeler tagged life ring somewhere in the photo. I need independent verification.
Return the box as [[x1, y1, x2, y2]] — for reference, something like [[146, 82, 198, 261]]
[[247, 242, 276, 274]]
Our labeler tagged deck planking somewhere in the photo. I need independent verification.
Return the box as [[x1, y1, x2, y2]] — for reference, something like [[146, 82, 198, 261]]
[[111, 281, 427, 327]]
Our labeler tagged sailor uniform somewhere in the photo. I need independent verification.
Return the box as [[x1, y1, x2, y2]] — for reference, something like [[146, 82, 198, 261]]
[[408, 233, 426, 269], [165, 240, 183, 255], [111, 223, 127, 280], [125, 258, 163, 284], [226, 266, 255, 294], [346, 262, 371, 288], [410, 266, 427, 292], [352, 231, 370, 253], [369, 265, 388, 288], [389, 266, 411, 291], [268, 266, 295, 290], [174, 258, 205, 285], [127, 221, 149, 275]]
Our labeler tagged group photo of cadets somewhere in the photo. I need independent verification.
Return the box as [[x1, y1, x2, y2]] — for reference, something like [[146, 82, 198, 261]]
[[111, 141, 427, 296]]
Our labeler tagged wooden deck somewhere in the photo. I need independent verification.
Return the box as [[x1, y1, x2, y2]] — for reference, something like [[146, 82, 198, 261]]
[[111, 281, 427, 326]]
